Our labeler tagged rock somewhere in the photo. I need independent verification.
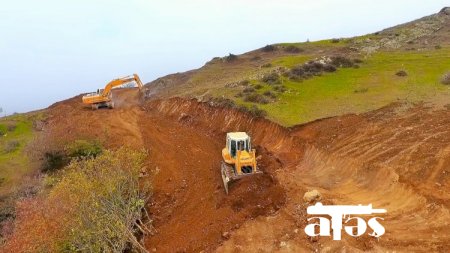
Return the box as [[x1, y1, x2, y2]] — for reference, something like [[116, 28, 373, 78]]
[[395, 70, 408, 77], [439, 7, 450, 15], [303, 189, 322, 203], [280, 241, 287, 247], [152, 248, 157, 252], [222, 231, 230, 239]]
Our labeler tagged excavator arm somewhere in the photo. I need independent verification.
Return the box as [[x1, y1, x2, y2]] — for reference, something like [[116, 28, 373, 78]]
[[82, 73, 144, 108], [101, 73, 144, 97]]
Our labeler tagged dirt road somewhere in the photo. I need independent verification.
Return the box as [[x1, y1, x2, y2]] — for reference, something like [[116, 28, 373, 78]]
[[43, 89, 449, 252]]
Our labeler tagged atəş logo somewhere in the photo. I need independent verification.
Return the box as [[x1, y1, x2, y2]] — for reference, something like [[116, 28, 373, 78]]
[[304, 202, 387, 240]]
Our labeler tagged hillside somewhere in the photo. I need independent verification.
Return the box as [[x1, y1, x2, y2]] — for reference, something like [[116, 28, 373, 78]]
[[1, 7, 450, 253], [145, 7, 450, 126]]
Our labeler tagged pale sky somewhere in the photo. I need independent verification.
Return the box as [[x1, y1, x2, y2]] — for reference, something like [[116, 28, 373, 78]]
[[0, 0, 448, 114]]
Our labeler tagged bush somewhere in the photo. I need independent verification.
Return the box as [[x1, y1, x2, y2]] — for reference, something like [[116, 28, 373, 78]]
[[261, 63, 272, 68], [274, 85, 287, 93], [247, 105, 267, 118], [238, 80, 250, 86], [43, 151, 68, 172], [323, 64, 337, 72], [263, 91, 277, 99], [284, 45, 303, 53], [244, 93, 270, 104], [208, 97, 237, 108], [441, 72, 450, 85], [243, 87, 255, 93], [4, 140, 19, 153], [253, 84, 263, 90], [224, 53, 238, 62], [3, 148, 151, 253], [330, 56, 354, 68], [396, 70, 408, 77], [42, 140, 102, 172], [66, 140, 102, 159], [261, 44, 276, 52], [330, 38, 340, 43], [261, 72, 280, 85]]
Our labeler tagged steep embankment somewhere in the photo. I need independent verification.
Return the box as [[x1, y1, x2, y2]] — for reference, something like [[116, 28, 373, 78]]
[[33, 87, 450, 252]]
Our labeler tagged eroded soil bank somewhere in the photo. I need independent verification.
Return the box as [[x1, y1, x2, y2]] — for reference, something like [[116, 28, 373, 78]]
[[42, 89, 449, 252]]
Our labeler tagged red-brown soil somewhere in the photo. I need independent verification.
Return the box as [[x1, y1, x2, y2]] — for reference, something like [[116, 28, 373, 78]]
[[39, 88, 449, 252]]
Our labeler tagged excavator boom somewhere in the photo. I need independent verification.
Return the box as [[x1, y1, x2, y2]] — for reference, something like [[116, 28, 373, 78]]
[[82, 73, 144, 109]]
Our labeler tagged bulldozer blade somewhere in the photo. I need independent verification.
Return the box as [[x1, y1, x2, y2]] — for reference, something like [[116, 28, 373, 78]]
[[221, 162, 233, 194]]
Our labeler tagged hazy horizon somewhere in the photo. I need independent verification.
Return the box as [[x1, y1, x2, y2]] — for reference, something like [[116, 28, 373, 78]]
[[1, 0, 448, 115]]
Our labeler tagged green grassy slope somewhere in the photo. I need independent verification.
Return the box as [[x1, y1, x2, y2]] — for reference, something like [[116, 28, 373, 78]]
[[257, 48, 450, 125], [146, 8, 450, 126], [0, 113, 39, 196]]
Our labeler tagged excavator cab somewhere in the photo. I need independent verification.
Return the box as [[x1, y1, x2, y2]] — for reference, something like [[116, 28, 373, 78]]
[[221, 132, 261, 194]]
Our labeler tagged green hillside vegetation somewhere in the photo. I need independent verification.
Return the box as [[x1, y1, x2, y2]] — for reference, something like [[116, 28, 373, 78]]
[[0, 114, 38, 196], [146, 9, 450, 126], [235, 47, 450, 125]]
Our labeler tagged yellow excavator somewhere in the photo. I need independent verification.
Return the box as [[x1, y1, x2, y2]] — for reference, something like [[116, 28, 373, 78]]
[[82, 74, 144, 109], [221, 132, 261, 194]]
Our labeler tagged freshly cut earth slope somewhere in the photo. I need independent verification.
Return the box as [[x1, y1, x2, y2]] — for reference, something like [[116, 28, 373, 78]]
[[2, 7, 450, 253], [33, 89, 449, 252]]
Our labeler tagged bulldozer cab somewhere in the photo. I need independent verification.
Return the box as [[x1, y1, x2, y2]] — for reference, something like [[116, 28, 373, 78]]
[[227, 132, 251, 158]]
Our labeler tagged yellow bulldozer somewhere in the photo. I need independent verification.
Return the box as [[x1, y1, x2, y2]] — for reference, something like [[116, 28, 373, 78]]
[[221, 132, 261, 194], [82, 74, 144, 109]]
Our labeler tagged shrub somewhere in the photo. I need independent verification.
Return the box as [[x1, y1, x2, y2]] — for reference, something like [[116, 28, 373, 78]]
[[396, 70, 408, 77], [6, 123, 16, 132], [284, 45, 303, 53], [261, 44, 276, 52], [263, 91, 277, 99], [435, 45, 442, 49], [66, 140, 102, 159], [244, 93, 270, 104], [243, 87, 255, 93], [3, 148, 151, 253], [261, 72, 280, 85], [208, 97, 237, 108], [253, 84, 263, 90], [330, 38, 340, 43], [247, 105, 267, 118], [224, 53, 238, 62], [274, 85, 287, 93], [323, 64, 337, 72], [238, 80, 250, 86], [0, 125, 6, 136], [4, 140, 19, 153], [250, 56, 262, 61], [353, 58, 363, 64], [330, 56, 354, 68], [261, 63, 272, 68], [441, 72, 450, 85], [42, 151, 68, 172]]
